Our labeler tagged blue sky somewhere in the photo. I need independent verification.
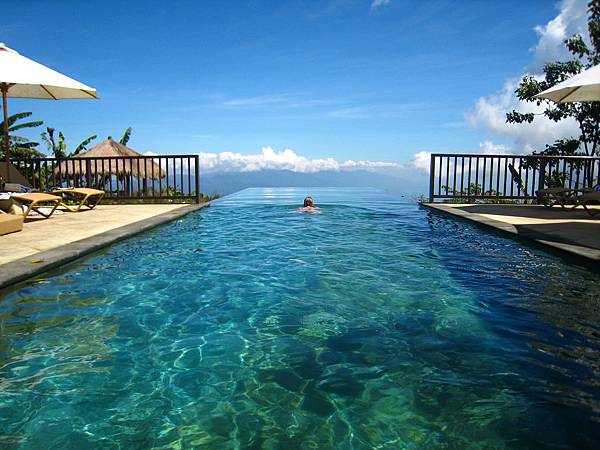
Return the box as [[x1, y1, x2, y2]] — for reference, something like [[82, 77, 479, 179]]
[[2, 0, 572, 169]]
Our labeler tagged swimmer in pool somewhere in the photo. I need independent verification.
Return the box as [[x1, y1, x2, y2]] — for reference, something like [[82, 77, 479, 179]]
[[300, 196, 320, 212]]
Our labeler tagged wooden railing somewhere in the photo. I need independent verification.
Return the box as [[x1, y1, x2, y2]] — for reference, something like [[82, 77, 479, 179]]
[[10, 155, 201, 203], [428, 153, 600, 203]]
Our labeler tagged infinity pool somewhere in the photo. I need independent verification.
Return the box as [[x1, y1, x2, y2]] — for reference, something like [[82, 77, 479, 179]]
[[0, 188, 599, 449]]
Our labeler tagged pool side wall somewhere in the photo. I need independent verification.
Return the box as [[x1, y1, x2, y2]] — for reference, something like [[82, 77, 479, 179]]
[[421, 203, 600, 268], [0, 203, 208, 292]]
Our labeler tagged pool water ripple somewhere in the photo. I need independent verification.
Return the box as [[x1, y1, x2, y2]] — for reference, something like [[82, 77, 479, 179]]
[[0, 187, 599, 449]]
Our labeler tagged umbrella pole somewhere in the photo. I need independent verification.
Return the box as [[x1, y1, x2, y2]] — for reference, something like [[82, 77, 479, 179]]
[[1, 83, 10, 181]]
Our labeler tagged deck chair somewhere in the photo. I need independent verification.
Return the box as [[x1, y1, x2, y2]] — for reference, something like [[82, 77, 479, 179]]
[[52, 187, 105, 212], [1, 162, 105, 212], [507, 163, 577, 208], [572, 183, 600, 195], [575, 187, 600, 217], [536, 186, 575, 208], [11, 192, 62, 219]]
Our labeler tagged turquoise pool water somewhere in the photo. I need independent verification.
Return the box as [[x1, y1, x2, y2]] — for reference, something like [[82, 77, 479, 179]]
[[0, 187, 599, 449]]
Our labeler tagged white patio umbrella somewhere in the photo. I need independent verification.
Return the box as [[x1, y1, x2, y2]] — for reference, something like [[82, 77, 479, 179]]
[[0, 43, 98, 180], [534, 64, 600, 103]]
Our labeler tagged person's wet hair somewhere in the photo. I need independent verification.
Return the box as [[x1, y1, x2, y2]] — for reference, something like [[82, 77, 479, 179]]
[[303, 197, 314, 207]]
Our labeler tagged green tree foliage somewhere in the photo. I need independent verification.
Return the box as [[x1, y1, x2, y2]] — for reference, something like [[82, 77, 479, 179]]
[[73, 134, 97, 155], [0, 112, 44, 159], [119, 126, 132, 146], [506, 0, 600, 157], [41, 127, 97, 157]]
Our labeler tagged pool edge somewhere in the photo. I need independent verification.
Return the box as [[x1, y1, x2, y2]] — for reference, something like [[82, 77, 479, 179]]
[[0, 202, 209, 291]]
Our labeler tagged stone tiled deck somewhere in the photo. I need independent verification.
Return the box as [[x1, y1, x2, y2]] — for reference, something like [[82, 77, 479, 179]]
[[0, 203, 207, 290], [423, 203, 600, 264]]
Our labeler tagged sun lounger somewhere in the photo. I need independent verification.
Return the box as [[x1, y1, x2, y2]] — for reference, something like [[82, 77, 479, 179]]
[[2, 162, 106, 213], [52, 188, 105, 212], [535, 180, 599, 209], [536, 187, 575, 208], [575, 191, 600, 217], [0, 212, 24, 235], [509, 162, 597, 208], [11, 192, 62, 219]]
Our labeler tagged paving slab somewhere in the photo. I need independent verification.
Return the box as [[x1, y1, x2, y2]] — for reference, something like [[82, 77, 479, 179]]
[[422, 203, 600, 264], [0, 203, 207, 290]]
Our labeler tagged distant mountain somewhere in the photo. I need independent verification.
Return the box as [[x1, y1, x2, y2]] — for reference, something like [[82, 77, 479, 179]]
[[199, 169, 428, 198]]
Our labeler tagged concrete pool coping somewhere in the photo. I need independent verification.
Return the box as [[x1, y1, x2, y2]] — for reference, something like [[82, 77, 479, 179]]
[[0, 203, 208, 291], [422, 203, 600, 266]]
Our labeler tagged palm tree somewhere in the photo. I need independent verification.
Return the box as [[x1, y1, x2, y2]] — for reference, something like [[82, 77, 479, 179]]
[[41, 127, 97, 157], [0, 112, 44, 159]]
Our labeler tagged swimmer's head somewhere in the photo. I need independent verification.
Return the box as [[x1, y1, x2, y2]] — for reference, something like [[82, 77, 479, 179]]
[[303, 196, 314, 207]]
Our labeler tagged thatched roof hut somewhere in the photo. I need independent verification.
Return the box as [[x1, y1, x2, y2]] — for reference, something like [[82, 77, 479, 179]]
[[56, 137, 165, 180]]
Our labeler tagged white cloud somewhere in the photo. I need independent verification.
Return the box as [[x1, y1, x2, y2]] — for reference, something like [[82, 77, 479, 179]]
[[222, 94, 295, 107], [220, 93, 342, 109], [371, 0, 392, 10], [466, 78, 579, 153], [411, 151, 431, 173], [478, 140, 512, 154], [409, 142, 514, 175], [191, 146, 400, 174], [467, 0, 586, 153], [328, 103, 425, 119], [341, 159, 400, 169], [530, 0, 588, 71], [220, 93, 422, 119]]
